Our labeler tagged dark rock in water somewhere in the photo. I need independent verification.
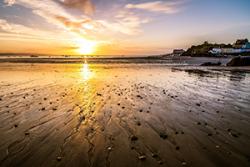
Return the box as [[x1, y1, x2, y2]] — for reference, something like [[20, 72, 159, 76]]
[[227, 56, 250, 66], [201, 62, 221, 66], [184, 69, 210, 75]]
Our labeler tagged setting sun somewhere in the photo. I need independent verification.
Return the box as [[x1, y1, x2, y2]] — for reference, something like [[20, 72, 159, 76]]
[[76, 38, 96, 55]]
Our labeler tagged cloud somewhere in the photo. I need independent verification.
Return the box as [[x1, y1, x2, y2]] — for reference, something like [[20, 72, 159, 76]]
[[56, 0, 95, 15], [3, 0, 15, 6], [125, 1, 182, 14], [2, 0, 154, 54], [0, 18, 68, 41]]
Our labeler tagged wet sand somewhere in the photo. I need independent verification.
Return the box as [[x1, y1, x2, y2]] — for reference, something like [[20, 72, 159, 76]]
[[0, 63, 250, 167]]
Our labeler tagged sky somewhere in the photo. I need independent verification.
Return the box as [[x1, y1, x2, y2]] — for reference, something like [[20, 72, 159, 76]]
[[0, 0, 250, 56]]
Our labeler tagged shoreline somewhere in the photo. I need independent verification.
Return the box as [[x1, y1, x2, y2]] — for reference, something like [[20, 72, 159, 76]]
[[0, 56, 232, 65]]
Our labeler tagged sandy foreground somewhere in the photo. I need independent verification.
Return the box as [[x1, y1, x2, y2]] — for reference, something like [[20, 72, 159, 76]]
[[0, 63, 250, 167]]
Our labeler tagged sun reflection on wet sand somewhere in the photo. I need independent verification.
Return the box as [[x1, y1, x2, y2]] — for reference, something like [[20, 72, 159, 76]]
[[80, 60, 93, 81]]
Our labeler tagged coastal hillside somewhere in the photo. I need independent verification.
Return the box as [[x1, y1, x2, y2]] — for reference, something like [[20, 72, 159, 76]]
[[182, 39, 250, 57]]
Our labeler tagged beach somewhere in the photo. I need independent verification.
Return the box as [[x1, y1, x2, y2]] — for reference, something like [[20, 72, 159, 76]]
[[0, 62, 250, 167]]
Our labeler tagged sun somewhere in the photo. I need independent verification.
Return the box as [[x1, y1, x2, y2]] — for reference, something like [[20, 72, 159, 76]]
[[76, 38, 96, 55]]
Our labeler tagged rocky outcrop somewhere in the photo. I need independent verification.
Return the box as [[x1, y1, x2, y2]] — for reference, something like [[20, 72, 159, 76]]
[[201, 62, 221, 66], [227, 56, 250, 66]]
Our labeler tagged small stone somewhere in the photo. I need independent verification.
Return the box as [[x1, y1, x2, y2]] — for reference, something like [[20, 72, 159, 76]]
[[57, 156, 62, 161], [107, 147, 112, 151], [138, 155, 146, 161], [14, 124, 18, 128], [139, 109, 143, 112], [131, 135, 138, 141], [159, 133, 168, 139], [231, 133, 239, 138], [176, 146, 180, 150], [182, 161, 187, 166], [158, 160, 163, 165], [196, 103, 201, 106], [41, 107, 45, 111], [151, 153, 158, 158], [25, 132, 30, 136], [208, 133, 212, 136], [216, 145, 220, 149], [197, 122, 201, 125]]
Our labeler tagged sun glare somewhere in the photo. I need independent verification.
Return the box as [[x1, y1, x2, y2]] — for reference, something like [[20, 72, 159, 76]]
[[80, 61, 93, 81], [76, 38, 96, 55]]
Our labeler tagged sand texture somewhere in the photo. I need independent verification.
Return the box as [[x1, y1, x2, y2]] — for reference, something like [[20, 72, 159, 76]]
[[0, 63, 250, 167]]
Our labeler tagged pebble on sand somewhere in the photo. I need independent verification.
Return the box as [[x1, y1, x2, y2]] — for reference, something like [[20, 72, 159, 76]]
[[159, 133, 168, 139], [130, 135, 138, 141], [196, 103, 201, 106], [57, 156, 62, 161], [182, 161, 187, 166], [138, 155, 146, 161]]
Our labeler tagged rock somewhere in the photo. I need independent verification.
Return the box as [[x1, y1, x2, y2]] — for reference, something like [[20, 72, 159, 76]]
[[182, 161, 187, 166], [201, 62, 221, 66], [151, 153, 158, 158], [96, 93, 102, 96], [159, 133, 168, 139], [158, 160, 163, 165], [227, 56, 250, 66], [57, 156, 62, 161], [138, 155, 146, 161], [130, 135, 138, 141]]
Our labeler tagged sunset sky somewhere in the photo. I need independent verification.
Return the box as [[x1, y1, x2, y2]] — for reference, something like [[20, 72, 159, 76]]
[[0, 0, 250, 56]]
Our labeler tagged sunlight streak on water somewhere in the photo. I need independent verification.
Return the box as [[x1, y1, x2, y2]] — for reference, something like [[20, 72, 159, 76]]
[[80, 61, 93, 81]]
